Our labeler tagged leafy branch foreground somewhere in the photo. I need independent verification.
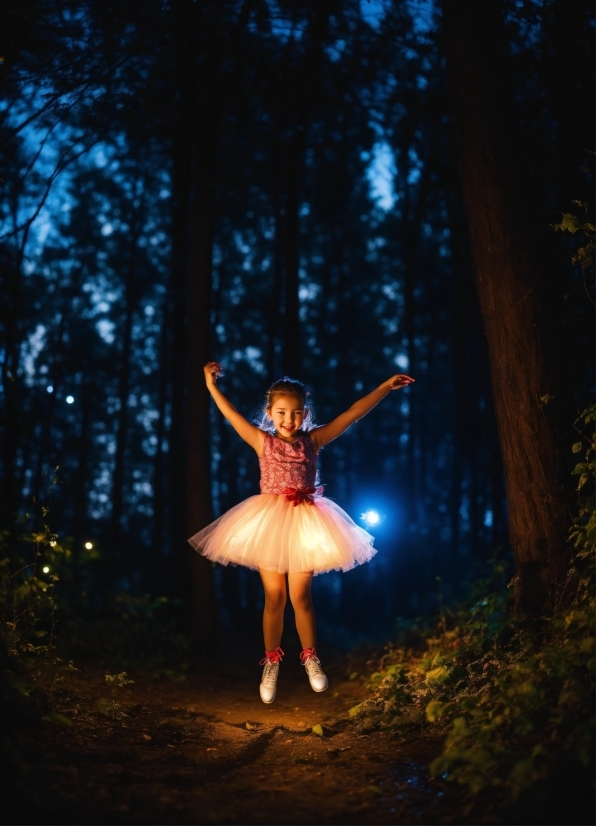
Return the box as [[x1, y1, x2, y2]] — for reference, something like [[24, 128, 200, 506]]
[[352, 407, 595, 818]]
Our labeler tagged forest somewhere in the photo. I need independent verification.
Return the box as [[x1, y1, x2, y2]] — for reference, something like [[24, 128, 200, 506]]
[[1, 1, 594, 824]]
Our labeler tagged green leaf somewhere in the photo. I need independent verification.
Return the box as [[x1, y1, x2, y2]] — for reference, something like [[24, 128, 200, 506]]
[[426, 700, 447, 722], [42, 712, 73, 728], [572, 442, 583, 454], [555, 213, 581, 234], [348, 704, 362, 717]]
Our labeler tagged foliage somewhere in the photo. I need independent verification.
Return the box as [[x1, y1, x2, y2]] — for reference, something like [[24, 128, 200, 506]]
[[552, 200, 595, 275], [103, 671, 134, 722], [0, 499, 78, 703], [355, 408, 595, 813]]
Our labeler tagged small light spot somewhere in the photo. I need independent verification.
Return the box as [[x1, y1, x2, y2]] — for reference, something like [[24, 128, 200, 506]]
[[66, 395, 74, 404], [46, 385, 54, 393], [42, 566, 50, 573], [361, 510, 380, 527], [85, 541, 93, 550]]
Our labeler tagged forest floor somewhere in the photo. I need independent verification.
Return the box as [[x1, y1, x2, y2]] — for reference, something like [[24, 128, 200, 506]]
[[4, 641, 473, 825]]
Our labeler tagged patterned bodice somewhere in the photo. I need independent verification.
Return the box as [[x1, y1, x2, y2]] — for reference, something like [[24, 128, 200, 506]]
[[259, 432, 319, 494]]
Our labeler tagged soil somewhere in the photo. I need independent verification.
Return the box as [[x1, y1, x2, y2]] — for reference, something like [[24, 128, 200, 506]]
[[4, 647, 467, 825]]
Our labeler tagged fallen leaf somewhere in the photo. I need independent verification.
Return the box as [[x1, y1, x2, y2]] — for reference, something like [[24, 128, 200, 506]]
[[312, 724, 324, 737]]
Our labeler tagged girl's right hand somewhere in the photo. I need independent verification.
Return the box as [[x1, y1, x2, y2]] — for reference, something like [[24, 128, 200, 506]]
[[204, 361, 224, 387]]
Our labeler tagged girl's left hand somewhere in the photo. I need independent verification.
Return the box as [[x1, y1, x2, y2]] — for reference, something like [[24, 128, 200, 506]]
[[384, 374, 415, 390]]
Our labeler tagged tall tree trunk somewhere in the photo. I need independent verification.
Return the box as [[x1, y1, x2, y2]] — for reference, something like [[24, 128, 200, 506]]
[[73, 383, 92, 545], [111, 228, 139, 558], [267, 139, 284, 381], [186, 117, 217, 649], [151, 293, 170, 582], [282, 130, 303, 378], [442, 0, 570, 615], [168, 116, 192, 599], [1, 254, 21, 534]]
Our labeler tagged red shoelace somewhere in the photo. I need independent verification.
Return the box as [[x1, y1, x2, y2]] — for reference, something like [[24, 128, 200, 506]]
[[259, 646, 284, 666], [300, 647, 320, 664]]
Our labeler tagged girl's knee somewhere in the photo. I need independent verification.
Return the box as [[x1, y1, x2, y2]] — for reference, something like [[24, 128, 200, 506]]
[[265, 588, 286, 612], [289, 589, 312, 612]]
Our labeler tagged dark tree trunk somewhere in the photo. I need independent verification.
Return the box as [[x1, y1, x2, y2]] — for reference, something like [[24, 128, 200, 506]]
[[282, 130, 303, 378], [1, 254, 21, 534], [73, 383, 92, 545], [168, 102, 192, 600], [185, 115, 217, 649], [442, 0, 570, 615], [151, 292, 170, 581], [267, 141, 284, 382], [110, 228, 139, 558]]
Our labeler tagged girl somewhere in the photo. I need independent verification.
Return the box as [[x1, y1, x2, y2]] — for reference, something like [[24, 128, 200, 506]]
[[188, 363, 414, 703]]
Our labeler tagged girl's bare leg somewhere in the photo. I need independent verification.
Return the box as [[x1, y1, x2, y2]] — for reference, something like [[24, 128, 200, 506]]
[[288, 571, 316, 649], [259, 569, 287, 650]]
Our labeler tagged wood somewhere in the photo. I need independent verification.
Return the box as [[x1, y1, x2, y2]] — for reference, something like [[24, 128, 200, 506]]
[[442, 0, 570, 614]]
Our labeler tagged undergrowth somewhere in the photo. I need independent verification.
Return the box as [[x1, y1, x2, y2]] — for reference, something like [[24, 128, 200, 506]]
[[0, 475, 191, 748], [354, 406, 595, 818]]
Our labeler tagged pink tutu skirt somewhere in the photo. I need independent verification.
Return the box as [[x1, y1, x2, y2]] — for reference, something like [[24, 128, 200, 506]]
[[188, 494, 376, 575]]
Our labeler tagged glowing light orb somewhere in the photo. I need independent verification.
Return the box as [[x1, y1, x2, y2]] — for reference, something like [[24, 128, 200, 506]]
[[85, 542, 93, 550], [361, 510, 380, 527], [42, 566, 50, 573], [46, 385, 54, 393], [66, 395, 74, 404]]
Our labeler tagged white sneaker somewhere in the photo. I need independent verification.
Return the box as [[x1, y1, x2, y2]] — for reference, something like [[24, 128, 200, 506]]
[[300, 648, 328, 692], [259, 647, 284, 704]]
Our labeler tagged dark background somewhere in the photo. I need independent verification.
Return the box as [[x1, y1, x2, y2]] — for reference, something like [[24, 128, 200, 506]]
[[1, 0, 593, 648]]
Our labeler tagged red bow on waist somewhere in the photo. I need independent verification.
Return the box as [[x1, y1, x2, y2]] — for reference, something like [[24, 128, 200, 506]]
[[280, 486, 324, 506]]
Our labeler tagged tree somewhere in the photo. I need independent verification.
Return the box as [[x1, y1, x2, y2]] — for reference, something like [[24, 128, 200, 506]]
[[441, 0, 572, 615]]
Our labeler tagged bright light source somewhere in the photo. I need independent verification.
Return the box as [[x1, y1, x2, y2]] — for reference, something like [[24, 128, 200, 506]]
[[85, 542, 93, 550], [42, 566, 50, 573], [66, 395, 74, 404], [46, 385, 54, 393], [361, 510, 380, 527]]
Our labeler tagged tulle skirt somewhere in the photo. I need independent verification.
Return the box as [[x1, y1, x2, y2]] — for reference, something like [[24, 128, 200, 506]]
[[188, 494, 376, 575]]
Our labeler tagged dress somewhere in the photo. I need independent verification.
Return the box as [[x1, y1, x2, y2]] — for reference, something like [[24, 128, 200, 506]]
[[187, 432, 376, 575]]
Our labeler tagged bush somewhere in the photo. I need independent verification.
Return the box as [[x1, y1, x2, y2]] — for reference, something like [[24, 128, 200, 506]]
[[356, 406, 595, 818]]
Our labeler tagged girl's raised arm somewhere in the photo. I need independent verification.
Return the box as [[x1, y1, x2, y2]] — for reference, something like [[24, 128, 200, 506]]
[[310, 374, 414, 452], [203, 362, 265, 456]]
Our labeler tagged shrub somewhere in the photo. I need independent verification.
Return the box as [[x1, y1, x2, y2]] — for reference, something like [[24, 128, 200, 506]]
[[356, 407, 595, 816]]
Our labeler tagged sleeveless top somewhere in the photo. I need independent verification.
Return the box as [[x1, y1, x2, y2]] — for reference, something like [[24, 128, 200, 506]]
[[259, 432, 319, 495]]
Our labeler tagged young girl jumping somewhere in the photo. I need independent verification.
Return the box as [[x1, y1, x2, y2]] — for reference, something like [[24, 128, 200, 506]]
[[188, 363, 414, 703]]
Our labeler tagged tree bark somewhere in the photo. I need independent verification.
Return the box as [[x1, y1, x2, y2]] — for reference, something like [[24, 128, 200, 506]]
[[110, 222, 139, 558], [167, 122, 191, 595], [151, 291, 169, 583], [185, 116, 217, 649], [442, 0, 570, 614], [282, 130, 303, 378]]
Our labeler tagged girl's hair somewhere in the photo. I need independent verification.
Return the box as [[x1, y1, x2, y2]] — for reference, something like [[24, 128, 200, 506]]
[[256, 377, 316, 433]]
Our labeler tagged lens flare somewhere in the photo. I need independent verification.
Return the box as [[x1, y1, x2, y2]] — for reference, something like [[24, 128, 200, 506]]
[[85, 542, 93, 550], [361, 510, 380, 527]]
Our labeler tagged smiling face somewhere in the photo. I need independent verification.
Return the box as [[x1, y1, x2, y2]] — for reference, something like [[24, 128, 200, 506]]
[[266, 394, 307, 440]]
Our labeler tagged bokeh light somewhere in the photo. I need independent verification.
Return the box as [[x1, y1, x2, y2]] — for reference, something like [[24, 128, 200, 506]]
[[361, 509, 380, 527], [85, 541, 93, 550], [66, 395, 74, 404], [42, 566, 50, 573]]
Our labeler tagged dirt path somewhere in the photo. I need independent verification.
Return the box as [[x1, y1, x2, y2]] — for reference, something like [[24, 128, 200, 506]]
[[6, 649, 465, 825]]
